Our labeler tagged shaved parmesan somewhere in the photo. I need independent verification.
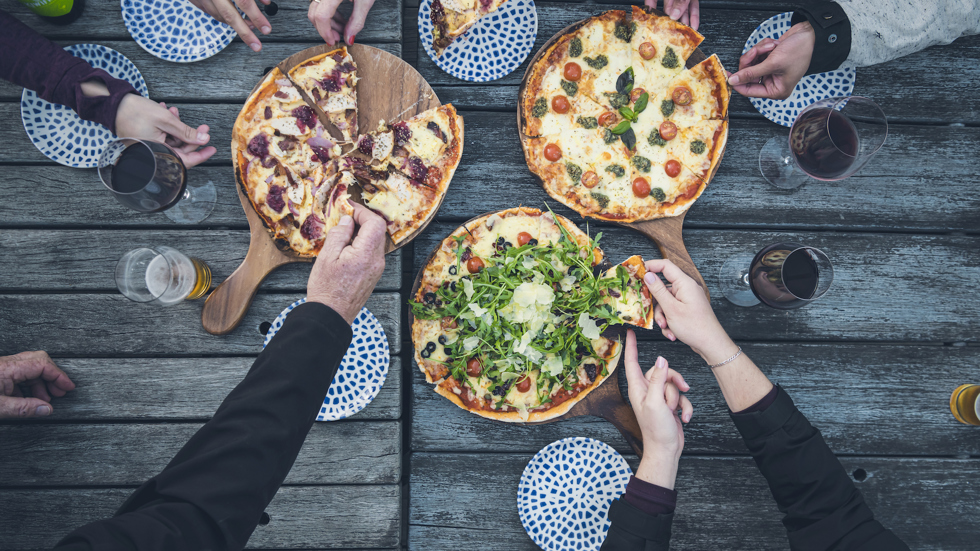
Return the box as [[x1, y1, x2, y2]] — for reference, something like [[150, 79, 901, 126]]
[[578, 312, 602, 339], [462, 277, 475, 300], [560, 274, 577, 292], [463, 336, 480, 351], [543, 355, 564, 377], [468, 302, 489, 317], [485, 213, 502, 230]]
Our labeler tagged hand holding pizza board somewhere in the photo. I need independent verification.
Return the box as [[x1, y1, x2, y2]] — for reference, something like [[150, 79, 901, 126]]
[[201, 44, 444, 335]]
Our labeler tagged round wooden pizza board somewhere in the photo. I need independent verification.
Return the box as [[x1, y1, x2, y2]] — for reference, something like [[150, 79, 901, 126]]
[[408, 212, 645, 457], [202, 44, 445, 335], [517, 8, 728, 298]]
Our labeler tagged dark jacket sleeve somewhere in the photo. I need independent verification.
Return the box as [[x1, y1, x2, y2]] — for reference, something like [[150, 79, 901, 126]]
[[53, 302, 353, 551], [0, 9, 137, 132], [601, 499, 674, 551], [793, 2, 852, 75], [730, 386, 910, 551]]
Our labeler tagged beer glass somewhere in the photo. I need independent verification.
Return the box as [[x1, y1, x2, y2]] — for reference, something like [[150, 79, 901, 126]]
[[115, 246, 211, 306], [950, 384, 980, 426]]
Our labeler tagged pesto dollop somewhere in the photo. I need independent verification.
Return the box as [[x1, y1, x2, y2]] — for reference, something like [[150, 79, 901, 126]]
[[584, 55, 608, 69], [605, 92, 629, 109], [603, 129, 618, 144], [566, 162, 583, 183], [531, 97, 547, 118], [661, 99, 675, 118], [661, 46, 679, 69], [605, 164, 625, 178], [651, 188, 667, 202], [569, 37, 583, 57], [560, 79, 578, 97], [576, 116, 598, 129], [648, 129, 667, 147], [592, 192, 610, 209], [614, 21, 636, 42], [690, 139, 707, 154], [631, 155, 651, 173]]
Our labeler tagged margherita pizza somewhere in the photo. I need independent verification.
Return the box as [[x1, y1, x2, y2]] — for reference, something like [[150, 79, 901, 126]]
[[411, 207, 654, 422], [520, 6, 729, 222]]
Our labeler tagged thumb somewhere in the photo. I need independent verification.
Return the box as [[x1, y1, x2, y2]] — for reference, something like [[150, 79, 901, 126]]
[[728, 56, 779, 86], [644, 356, 669, 407], [644, 272, 676, 311], [157, 108, 209, 145], [0, 396, 52, 419], [319, 215, 355, 261]]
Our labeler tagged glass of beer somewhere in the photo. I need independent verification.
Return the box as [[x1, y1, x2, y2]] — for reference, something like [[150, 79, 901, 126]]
[[115, 247, 212, 306], [950, 384, 980, 426], [98, 138, 216, 224]]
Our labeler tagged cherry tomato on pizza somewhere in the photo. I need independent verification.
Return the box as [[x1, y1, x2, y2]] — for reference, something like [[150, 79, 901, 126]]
[[581, 171, 599, 188], [639, 42, 656, 60], [552, 96, 570, 114], [632, 177, 651, 198], [467, 256, 485, 273], [544, 143, 562, 162], [563, 62, 582, 82], [672, 87, 693, 106], [659, 121, 677, 140], [665, 159, 681, 178]]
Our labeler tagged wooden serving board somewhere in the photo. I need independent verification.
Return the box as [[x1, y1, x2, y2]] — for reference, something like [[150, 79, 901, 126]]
[[408, 212, 644, 457], [202, 44, 443, 335], [517, 8, 728, 297]]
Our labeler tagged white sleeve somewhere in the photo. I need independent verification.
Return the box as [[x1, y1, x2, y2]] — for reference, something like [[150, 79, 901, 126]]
[[839, 0, 980, 67]]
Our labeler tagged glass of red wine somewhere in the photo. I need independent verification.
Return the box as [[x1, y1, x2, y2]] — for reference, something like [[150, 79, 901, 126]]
[[98, 138, 216, 224], [720, 243, 834, 308], [759, 96, 888, 189]]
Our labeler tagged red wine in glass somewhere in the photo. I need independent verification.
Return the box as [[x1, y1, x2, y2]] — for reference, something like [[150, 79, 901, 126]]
[[790, 108, 859, 180], [99, 139, 186, 213], [747, 243, 834, 310]]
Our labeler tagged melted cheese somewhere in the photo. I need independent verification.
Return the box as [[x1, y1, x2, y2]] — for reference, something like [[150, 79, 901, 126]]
[[362, 172, 423, 225], [441, 0, 475, 12], [469, 214, 563, 260], [406, 116, 449, 164], [268, 117, 305, 137], [322, 93, 356, 112]]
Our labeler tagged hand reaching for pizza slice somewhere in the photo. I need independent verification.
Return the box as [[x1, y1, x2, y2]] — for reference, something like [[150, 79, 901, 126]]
[[645, 0, 700, 31], [187, 0, 272, 53], [727, 21, 815, 100], [308, 0, 378, 45]]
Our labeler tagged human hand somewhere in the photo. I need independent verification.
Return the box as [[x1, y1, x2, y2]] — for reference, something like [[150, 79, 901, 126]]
[[645, 0, 699, 30], [307, 203, 387, 324], [0, 351, 76, 418], [624, 330, 691, 489], [114, 97, 217, 168], [643, 259, 737, 365], [188, 0, 272, 52], [727, 21, 815, 100], [308, 0, 377, 45]]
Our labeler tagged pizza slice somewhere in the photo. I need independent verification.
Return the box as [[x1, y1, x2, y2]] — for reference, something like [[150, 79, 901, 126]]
[[663, 119, 728, 182], [597, 255, 654, 329], [430, 0, 510, 56], [525, 127, 609, 192], [354, 164, 441, 244], [573, 12, 634, 112], [288, 48, 359, 141], [382, 104, 463, 190], [315, 169, 357, 232], [630, 6, 703, 96], [643, 150, 709, 217], [646, 54, 730, 129]]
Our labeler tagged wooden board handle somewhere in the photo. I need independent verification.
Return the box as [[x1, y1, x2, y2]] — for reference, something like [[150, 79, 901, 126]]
[[201, 247, 295, 335], [627, 216, 710, 300]]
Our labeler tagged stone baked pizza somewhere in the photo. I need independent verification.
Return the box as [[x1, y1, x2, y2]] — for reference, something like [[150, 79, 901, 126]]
[[411, 207, 654, 422], [231, 47, 463, 256], [520, 6, 729, 222], [430, 0, 510, 56]]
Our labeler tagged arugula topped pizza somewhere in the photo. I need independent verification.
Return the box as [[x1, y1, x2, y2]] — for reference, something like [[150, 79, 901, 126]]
[[411, 207, 653, 422]]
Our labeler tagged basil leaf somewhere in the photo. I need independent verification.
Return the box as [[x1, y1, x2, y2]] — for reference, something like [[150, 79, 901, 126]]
[[610, 120, 632, 135], [620, 128, 637, 151], [615, 67, 634, 95], [633, 92, 649, 114], [618, 106, 635, 121]]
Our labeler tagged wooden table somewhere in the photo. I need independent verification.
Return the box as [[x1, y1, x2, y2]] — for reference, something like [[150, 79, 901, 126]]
[[1, 1, 977, 549]]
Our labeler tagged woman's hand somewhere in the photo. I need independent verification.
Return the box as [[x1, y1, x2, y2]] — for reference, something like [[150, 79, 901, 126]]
[[623, 330, 691, 489], [308, 0, 377, 45], [727, 21, 815, 100], [114, 96, 217, 168], [188, 0, 272, 52], [645, 0, 699, 30], [643, 259, 738, 366]]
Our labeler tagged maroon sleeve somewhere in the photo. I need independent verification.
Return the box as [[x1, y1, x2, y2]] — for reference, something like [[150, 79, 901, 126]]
[[0, 9, 137, 132], [622, 475, 677, 516]]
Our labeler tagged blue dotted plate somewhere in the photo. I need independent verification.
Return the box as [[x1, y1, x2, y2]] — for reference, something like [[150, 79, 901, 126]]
[[121, 0, 237, 63], [264, 298, 390, 421], [519, 437, 632, 551], [744, 12, 855, 127], [418, 0, 537, 82], [20, 44, 149, 168]]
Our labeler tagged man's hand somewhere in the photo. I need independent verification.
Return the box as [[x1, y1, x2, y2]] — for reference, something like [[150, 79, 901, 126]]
[[645, 0, 699, 30], [623, 330, 691, 489], [308, 0, 377, 45], [307, 203, 387, 324], [188, 0, 272, 52], [728, 21, 815, 100], [0, 351, 75, 418], [115, 97, 217, 168]]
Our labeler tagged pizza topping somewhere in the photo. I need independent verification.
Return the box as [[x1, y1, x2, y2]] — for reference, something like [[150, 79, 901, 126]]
[[466, 358, 483, 377], [616, 67, 634, 95], [598, 112, 617, 127], [605, 164, 625, 178], [356, 134, 374, 155], [583, 363, 598, 384], [620, 128, 637, 151], [651, 187, 667, 202], [515, 374, 532, 393], [629, 87, 646, 103], [672, 86, 693, 106], [614, 21, 636, 42], [661, 46, 680, 69], [568, 37, 583, 57], [583, 55, 608, 69], [639, 41, 656, 60], [426, 166, 443, 188], [442, 316, 458, 330], [604, 92, 629, 109], [560, 79, 578, 97], [632, 177, 651, 198], [277, 138, 297, 151], [648, 129, 668, 147], [406, 157, 428, 181], [300, 214, 325, 241], [691, 139, 707, 154], [565, 162, 583, 183], [427, 121, 448, 143], [576, 116, 598, 129], [531, 97, 548, 118], [661, 99, 675, 118], [581, 171, 599, 188], [552, 96, 571, 114], [602, 128, 618, 144], [247, 133, 270, 158], [318, 69, 344, 93], [309, 145, 334, 164], [466, 256, 485, 274], [544, 143, 562, 162], [631, 155, 651, 173], [291, 105, 318, 133], [264, 106, 272, 120], [266, 185, 286, 212], [564, 63, 582, 82], [393, 122, 412, 145], [665, 159, 681, 178], [659, 121, 678, 140], [591, 192, 610, 209], [517, 232, 533, 246]]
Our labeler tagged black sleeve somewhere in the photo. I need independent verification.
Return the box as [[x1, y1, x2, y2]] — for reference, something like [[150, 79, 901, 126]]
[[53, 302, 353, 551], [792, 2, 852, 75], [600, 499, 673, 551], [730, 386, 910, 551]]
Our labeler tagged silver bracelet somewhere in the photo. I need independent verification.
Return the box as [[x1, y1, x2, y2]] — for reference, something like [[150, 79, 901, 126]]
[[708, 346, 742, 369]]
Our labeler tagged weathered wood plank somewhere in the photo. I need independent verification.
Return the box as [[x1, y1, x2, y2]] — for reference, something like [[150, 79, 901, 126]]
[[0, 292, 402, 356], [3, 0, 402, 43], [409, 453, 980, 550], [0, 421, 400, 485], [413, 224, 980, 342], [0, 356, 401, 421], [410, 343, 980, 455], [0, 42, 401, 102], [0, 229, 402, 292], [0, 485, 400, 549]]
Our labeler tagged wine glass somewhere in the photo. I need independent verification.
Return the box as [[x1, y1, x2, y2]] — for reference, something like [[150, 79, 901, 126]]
[[115, 246, 212, 306], [98, 138, 216, 223], [720, 243, 834, 309], [759, 96, 888, 190]]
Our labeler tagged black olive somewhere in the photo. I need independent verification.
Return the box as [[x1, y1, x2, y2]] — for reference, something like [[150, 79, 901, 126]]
[[423, 292, 436, 304], [576, 345, 590, 356], [444, 347, 453, 355], [448, 265, 458, 275], [438, 335, 448, 345], [496, 236, 505, 245], [504, 241, 513, 249], [584, 363, 598, 383], [426, 341, 437, 352], [435, 299, 443, 307], [421, 349, 431, 359], [450, 281, 457, 292], [528, 239, 538, 246]]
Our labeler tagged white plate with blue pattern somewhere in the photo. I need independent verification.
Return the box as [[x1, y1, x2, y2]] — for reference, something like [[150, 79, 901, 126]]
[[121, 0, 237, 63], [20, 44, 149, 168], [519, 437, 632, 551], [264, 298, 389, 421], [744, 12, 855, 127], [418, 0, 537, 82]]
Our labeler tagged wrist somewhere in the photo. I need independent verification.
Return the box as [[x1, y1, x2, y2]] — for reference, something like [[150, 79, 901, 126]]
[[692, 331, 738, 366], [635, 448, 680, 490], [307, 295, 356, 325]]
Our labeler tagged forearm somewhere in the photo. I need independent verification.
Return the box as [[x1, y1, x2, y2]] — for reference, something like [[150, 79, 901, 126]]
[[697, 333, 774, 413]]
